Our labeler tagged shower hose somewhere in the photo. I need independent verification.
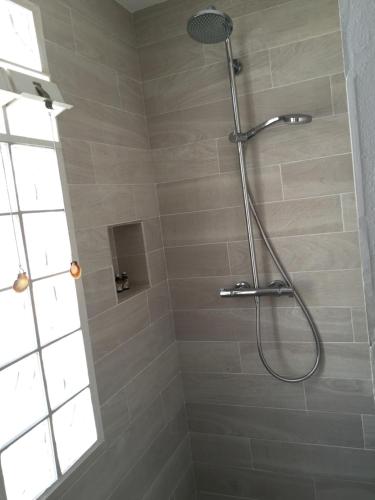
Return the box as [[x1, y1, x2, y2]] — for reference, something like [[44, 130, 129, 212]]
[[245, 177, 322, 383]]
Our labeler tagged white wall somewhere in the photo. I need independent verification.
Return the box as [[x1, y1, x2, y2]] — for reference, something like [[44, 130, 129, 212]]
[[340, 0, 375, 344]]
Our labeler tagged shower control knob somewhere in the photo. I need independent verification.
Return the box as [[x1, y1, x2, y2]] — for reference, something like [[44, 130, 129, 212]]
[[268, 280, 287, 289], [235, 281, 251, 289]]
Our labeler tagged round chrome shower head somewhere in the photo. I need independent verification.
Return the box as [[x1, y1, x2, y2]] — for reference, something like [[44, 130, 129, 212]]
[[281, 114, 312, 124], [187, 6, 233, 44]]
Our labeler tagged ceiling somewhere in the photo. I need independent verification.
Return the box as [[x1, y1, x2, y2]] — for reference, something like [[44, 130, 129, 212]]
[[116, 0, 167, 12]]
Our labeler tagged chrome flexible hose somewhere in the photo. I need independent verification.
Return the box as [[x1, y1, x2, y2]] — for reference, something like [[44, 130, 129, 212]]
[[247, 189, 322, 383]]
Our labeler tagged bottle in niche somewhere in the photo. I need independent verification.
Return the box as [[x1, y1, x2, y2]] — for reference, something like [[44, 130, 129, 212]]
[[115, 274, 124, 293], [122, 272, 130, 291]]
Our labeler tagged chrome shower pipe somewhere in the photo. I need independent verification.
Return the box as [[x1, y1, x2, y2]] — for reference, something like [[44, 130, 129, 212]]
[[225, 39, 260, 293], [224, 38, 321, 383]]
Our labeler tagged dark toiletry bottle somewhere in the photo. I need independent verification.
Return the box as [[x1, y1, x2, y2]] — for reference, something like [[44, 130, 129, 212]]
[[122, 272, 130, 290], [115, 274, 123, 293]]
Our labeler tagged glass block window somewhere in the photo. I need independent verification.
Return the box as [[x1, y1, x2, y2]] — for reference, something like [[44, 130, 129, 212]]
[[0, 0, 42, 71], [0, 2, 100, 499]]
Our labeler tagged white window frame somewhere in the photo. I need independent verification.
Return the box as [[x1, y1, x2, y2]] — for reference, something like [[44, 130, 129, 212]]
[[0, 1, 104, 498]]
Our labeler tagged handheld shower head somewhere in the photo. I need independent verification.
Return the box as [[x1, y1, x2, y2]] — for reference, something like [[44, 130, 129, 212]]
[[281, 114, 312, 125], [229, 113, 313, 143], [187, 6, 233, 44]]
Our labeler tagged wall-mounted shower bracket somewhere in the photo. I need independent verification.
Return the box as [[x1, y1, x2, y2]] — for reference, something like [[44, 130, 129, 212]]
[[229, 130, 249, 143], [233, 58, 242, 75], [220, 280, 294, 298]]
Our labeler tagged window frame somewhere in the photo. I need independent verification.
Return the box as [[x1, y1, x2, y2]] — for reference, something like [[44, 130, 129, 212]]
[[0, 1, 104, 498]]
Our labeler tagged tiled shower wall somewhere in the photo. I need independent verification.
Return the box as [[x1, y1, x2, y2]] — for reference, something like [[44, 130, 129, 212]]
[[30, 1, 194, 499], [136, 0, 375, 499]]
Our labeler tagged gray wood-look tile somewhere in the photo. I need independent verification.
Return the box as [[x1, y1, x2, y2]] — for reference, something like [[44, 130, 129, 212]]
[[71, 10, 140, 78], [62, 0, 136, 47], [143, 218, 163, 252], [89, 290, 150, 361], [161, 195, 344, 248], [187, 403, 364, 448], [142, 437, 193, 500], [147, 280, 171, 322], [147, 248, 167, 285], [46, 41, 121, 107], [59, 93, 149, 148], [133, 184, 160, 219], [247, 165, 284, 203], [342, 192, 359, 231], [174, 465, 197, 500], [76, 226, 112, 275], [228, 232, 360, 275], [109, 410, 188, 500], [225, 0, 293, 20], [34, 0, 75, 50], [251, 439, 375, 482], [82, 267, 117, 318], [281, 153, 354, 199], [195, 463, 315, 500], [315, 478, 375, 500], [158, 168, 282, 215], [153, 140, 219, 183], [191, 432, 251, 468], [291, 269, 364, 307], [240, 341, 371, 379], [270, 32, 343, 86], [162, 374, 186, 424], [166, 244, 230, 279], [179, 341, 242, 373], [158, 173, 242, 214], [256, 195, 343, 238], [135, 3, 189, 47], [100, 386, 130, 443], [144, 51, 271, 115], [198, 493, 245, 500], [161, 206, 247, 247], [305, 377, 375, 414], [70, 184, 136, 230], [331, 73, 348, 114], [139, 34, 205, 80], [61, 138, 95, 185], [183, 372, 305, 409], [363, 415, 375, 450], [61, 398, 166, 500], [204, 0, 340, 63], [118, 74, 145, 115], [352, 307, 369, 342], [91, 143, 154, 184], [149, 77, 332, 148], [174, 306, 354, 343], [95, 314, 174, 404], [125, 343, 181, 419]]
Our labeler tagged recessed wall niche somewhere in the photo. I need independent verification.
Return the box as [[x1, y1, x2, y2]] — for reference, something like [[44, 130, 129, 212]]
[[108, 222, 150, 302]]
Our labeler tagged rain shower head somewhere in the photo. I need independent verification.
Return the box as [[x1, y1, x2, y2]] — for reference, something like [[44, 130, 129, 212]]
[[229, 113, 313, 143], [187, 6, 233, 44]]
